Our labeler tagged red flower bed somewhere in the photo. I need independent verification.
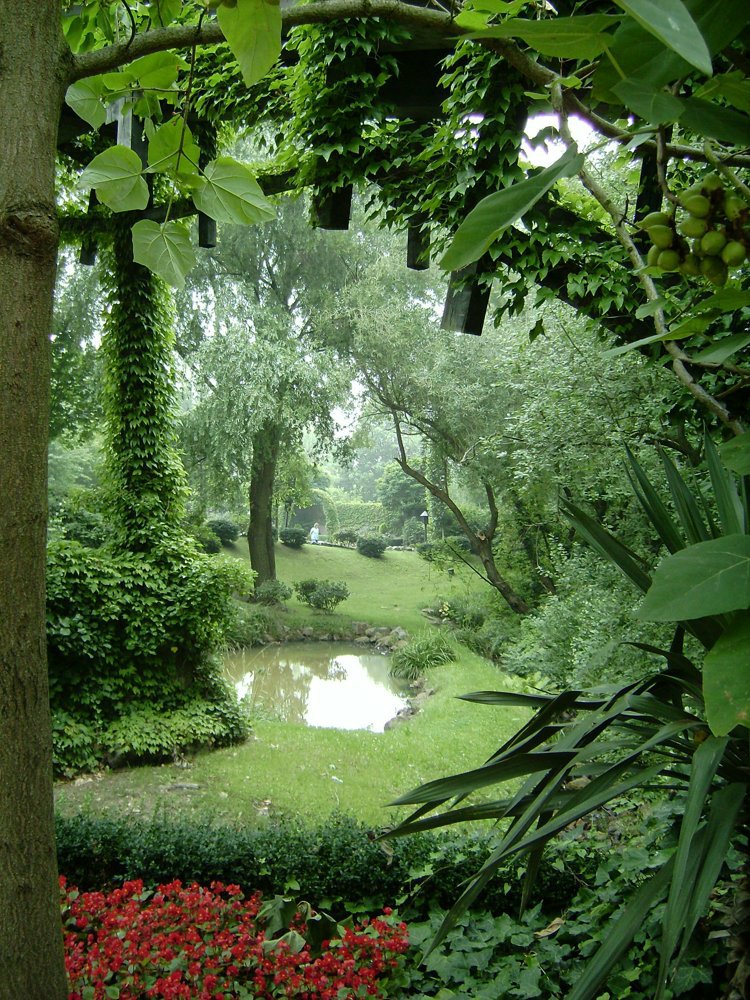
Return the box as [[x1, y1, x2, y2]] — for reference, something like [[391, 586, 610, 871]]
[[61, 877, 409, 999]]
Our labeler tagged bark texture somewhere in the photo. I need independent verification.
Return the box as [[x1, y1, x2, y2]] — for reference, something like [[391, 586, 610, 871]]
[[0, 5, 71, 998], [248, 423, 280, 585]]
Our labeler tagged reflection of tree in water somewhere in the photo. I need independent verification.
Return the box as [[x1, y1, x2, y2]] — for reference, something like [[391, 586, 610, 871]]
[[248, 654, 346, 723]]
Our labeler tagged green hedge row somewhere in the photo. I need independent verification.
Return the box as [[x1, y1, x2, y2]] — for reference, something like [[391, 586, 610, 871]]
[[55, 813, 586, 916]]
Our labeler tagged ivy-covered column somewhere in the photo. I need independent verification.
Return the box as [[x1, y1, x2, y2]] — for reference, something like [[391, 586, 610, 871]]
[[101, 225, 187, 549]]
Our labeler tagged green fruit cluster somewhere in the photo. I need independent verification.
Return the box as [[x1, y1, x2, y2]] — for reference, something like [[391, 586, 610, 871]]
[[639, 172, 749, 286]]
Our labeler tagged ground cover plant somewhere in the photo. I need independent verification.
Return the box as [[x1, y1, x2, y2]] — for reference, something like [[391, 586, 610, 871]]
[[61, 876, 409, 999]]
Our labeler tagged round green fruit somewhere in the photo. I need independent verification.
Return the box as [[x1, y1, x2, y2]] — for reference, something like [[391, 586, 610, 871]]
[[657, 249, 681, 271], [678, 216, 708, 239], [701, 172, 724, 193], [679, 253, 701, 276], [700, 230, 727, 256], [680, 193, 711, 218], [724, 196, 747, 222], [700, 256, 729, 285], [721, 240, 747, 267], [649, 225, 675, 249], [640, 211, 672, 230], [647, 244, 662, 267]]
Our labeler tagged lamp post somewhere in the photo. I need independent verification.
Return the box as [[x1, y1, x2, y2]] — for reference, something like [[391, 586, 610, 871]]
[[419, 510, 429, 543]]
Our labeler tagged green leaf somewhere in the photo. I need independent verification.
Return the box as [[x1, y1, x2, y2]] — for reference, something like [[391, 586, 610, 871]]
[[65, 78, 106, 129], [625, 448, 685, 554], [693, 332, 750, 364], [78, 146, 149, 212], [680, 97, 750, 145], [721, 433, 750, 476], [704, 614, 750, 735], [695, 70, 750, 113], [693, 289, 750, 312], [704, 434, 744, 537], [637, 535, 750, 621], [128, 51, 186, 91], [192, 157, 275, 225], [147, 118, 200, 177], [563, 499, 652, 593], [613, 0, 712, 75], [611, 78, 685, 125], [131, 220, 196, 290], [468, 14, 620, 60], [440, 146, 584, 271], [218, 0, 281, 87]]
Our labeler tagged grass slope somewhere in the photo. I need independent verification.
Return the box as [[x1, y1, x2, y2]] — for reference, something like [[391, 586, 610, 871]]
[[56, 545, 528, 828]]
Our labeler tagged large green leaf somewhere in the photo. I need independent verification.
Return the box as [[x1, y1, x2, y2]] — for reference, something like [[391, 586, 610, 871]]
[[131, 220, 196, 290], [65, 78, 106, 129], [693, 332, 750, 365], [440, 146, 584, 272], [680, 96, 750, 144], [469, 14, 620, 60], [593, 0, 749, 101], [704, 434, 744, 537], [192, 157, 276, 226], [721, 433, 750, 476], [704, 614, 750, 735], [218, 0, 281, 87], [613, 0, 712, 75], [78, 146, 149, 212], [637, 535, 750, 621], [563, 500, 652, 592], [611, 78, 684, 125], [147, 119, 200, 177]]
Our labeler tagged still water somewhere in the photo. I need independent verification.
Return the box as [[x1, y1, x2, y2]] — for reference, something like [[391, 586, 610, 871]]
[[223, 642, 408, 732]]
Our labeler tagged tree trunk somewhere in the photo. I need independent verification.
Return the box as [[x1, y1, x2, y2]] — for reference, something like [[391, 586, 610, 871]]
[[0, 7, 71, 998], [248, 424, 280, 585], [472, 534, 531, 615]]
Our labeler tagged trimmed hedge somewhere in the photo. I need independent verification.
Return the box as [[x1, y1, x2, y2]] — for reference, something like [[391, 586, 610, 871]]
[[279, 527, 307, 548], [54, 813, 586, 917], [356, 535, 387, 558]]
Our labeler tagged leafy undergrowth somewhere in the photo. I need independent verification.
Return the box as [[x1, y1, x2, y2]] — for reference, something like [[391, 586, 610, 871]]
[[61, 877, 409, 999]]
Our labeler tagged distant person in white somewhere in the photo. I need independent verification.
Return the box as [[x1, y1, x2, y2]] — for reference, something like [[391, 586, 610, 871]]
[[310, 522, 320, 544]]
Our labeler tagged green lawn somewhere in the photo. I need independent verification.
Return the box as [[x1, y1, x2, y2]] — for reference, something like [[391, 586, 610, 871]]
[[55, 544, 529, 828], [224, 538, 487, 634]]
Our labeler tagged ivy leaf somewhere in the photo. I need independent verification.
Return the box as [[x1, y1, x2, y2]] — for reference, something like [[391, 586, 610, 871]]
[[613, 0, 712, 76], [704, 614, 750, 735], [65, 78, 106, 129], [636, 535, 750, 621], [467, 14, 620, 60], [79, 146, 149, 212], [441, 146, 584, 271], [218, 0, 281, 87], [192, 157, 275, 225], [132, 220, 196, 289], [147, 118, 200, 177], [611, 79, 684, 125], [721, 434, 750, 476]]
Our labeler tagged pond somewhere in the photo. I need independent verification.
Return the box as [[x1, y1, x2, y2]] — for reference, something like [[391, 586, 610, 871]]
[[223, 642, 409, 732]]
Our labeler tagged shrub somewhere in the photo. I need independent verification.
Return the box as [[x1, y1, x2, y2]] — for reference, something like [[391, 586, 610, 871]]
[[49, 489, 114, 549], [46, 537, 253, 772], [294, 578, 350, 612], [384, 537, 404, 548], [279, 526, 307, 548], [356, 534, 387, 558], [438, 596, 485, 630], [191, 523, 221, 553], [61, 876, 410, 1000], [415, 541, 435, 561], [51, 710, 99, 778], [254, 579, 293, 605], [402, 517, 425, 546], [333, 529, 358, 546], [206, 515, 240, 545], [226, 605, 273, 648], [389, 630, 456, 681]]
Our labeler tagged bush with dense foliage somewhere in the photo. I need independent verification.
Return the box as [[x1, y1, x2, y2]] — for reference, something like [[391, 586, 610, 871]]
[[389, 630, 456, 681], [356, 534, 387, 558], [191, 522, 222, 553], [254, 579, 293, 605], [206, 515, 241, 545], [294, 578, 349, 613], [46, 536, 253, 773], [279, 527, 307, 548], [225, 605, 275, 648], [332, 529, 358, 546], [48, 488, 114, 549], [61, 876, 410, 1000]]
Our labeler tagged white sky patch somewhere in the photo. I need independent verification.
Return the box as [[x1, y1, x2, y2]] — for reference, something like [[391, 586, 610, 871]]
[[523, 113, 597, 166]]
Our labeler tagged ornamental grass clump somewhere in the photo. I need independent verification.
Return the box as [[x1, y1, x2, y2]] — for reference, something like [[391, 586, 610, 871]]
[[61, 876, 409, 1000], [389, 630, 456, 681]]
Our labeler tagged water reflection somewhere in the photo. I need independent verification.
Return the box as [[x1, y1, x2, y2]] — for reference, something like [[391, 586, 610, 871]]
[[223, 642, 408, 732]]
